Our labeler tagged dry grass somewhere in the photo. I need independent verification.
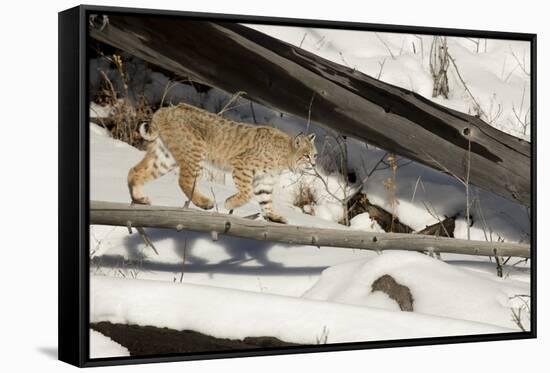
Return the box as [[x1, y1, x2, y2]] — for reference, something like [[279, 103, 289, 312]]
[[383, 153, 400, 232], [293, 181, 318, 214], [96, 53, 153, 149]]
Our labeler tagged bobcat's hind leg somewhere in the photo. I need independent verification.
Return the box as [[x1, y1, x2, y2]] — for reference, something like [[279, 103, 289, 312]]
[[128, 140, 177, 205], [177, 145, 214, 210], [253, 172, 287, 224], [225, 166, 254, 211]]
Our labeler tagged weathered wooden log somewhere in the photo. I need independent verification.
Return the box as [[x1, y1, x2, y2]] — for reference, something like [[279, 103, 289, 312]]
[[90, 16, 531, 206], [91, 322, 299, 356], [348, 193, 413, 233], [90, 201, 530, 258], [348, 193, 456, 236], [417, 216, 456, 237]]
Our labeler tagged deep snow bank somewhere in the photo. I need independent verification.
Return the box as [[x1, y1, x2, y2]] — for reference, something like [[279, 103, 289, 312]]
[[303, 251, 530, 330], [91, 276, 512, 345], [89, 330, 130, 358]]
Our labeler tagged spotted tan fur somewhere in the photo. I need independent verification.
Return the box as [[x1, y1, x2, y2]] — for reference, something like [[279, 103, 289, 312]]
[[128, 103, 317, 223]]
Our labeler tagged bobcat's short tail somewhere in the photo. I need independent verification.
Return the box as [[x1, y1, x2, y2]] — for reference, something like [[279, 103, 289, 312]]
[[139, 122, 158, 141]]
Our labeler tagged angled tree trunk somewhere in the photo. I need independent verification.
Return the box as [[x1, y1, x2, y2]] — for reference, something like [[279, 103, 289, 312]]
[[90, 15, 531, 206]]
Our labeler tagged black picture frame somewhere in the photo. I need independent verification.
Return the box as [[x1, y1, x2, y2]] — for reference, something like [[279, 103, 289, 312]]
[[58, 4, 537, 368]]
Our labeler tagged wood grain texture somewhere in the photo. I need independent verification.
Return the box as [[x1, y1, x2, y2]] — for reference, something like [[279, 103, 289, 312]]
[[90, 201, 530, 258], [90, 16, 531, 206]]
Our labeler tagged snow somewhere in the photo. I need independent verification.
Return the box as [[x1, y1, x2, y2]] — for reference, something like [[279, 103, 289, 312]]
[[248, 25, 531, 139], [88, 24, 531, 357], [89, 102, 113, 118], [91, 276, 511, 346], [303, 251, 530, 330], [350, 212, 384, 233], [89, 330, 130, 358], [89, 121, 530, 355]]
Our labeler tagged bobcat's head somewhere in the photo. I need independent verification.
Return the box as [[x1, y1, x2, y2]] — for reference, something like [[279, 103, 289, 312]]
[[291, 133, 318, 172]]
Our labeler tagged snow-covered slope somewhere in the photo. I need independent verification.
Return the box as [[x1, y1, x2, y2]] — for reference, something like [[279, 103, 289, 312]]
[[303, 251, 529, 330], [89, 330, 130, 358], [90, 123, 530, 349], [91, 276, 512, 346], [89, 26, 531, 356]]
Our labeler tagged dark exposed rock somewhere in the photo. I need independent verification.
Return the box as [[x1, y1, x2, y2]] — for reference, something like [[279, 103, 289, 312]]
[[371, 274, 414, 312]]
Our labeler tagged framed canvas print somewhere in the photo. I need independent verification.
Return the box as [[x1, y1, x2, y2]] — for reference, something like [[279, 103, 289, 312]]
[[58, 4, 536, 367]]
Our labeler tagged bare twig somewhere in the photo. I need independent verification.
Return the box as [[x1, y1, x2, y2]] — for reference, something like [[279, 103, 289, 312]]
[[423, 145, 472, 239], [485, 94, 503, 125], [503, 64, 519, 83], [474, 189, 491, 242], [423, 150, 466, 187], [511, 307, 525, 331], [510, 47, 530, 76], [210, 187, 219, 213], [249, 102, 258, 124], [465, 136, 471, 240], [299, 32, 307, 48], [184, 174, 199, 209], [510, 84, 530, 135], [429, 36, 450, 98], [376, 58, 386, 80], [179, 235, 188, 282], [413, 35, 425, 62], [305, 92, 316, 134], [421, 201, 451, 238], [465, 38, 481, 53], [411, 175, 424, 203], [509, 294, 530, 331], [375, 33, 396, 60], [218, 91, 247, 115], [495, 254, 504, 277], [316, 326, 330, 345], [309, 167, 358, 205], [362, 152, 389, 185], [339, 51, 351, 68], [136, 226, 159, 255], [448, 53, 484, 117]]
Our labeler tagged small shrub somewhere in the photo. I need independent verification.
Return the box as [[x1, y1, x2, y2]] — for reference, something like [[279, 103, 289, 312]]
[[293, 181, 318, 214], [96, 53, 153, 149]]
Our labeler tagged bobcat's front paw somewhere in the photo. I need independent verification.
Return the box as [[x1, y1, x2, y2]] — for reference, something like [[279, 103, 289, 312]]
[[194, 197, 214, 210], [131, 196, 151, 205], [265, 213, 288, 224]]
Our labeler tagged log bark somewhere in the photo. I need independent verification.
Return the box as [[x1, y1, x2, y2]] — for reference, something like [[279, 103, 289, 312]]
[[90, 201, 530, 258], [417, 216, 456, 237], [348, 193, 413, 233], [348, 192, 456, 236], [90, 16, 531, 206]]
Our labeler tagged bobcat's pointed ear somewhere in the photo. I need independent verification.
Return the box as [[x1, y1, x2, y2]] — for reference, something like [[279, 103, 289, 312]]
[[294, 132, 303, 147], [307, 133, 316, 142]]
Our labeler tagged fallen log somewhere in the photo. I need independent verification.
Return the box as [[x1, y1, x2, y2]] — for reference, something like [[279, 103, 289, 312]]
[[91, 322, 299, 356], [90, 16, 531, 206], [417, 216, 456, 237], [347, 193, 456, 236], [90, 201, 530, 258], [348, 193, 413, 234]]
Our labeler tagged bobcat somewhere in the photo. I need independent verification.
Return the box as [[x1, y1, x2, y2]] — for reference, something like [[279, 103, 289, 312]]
[[128, 103, 318, 224]]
